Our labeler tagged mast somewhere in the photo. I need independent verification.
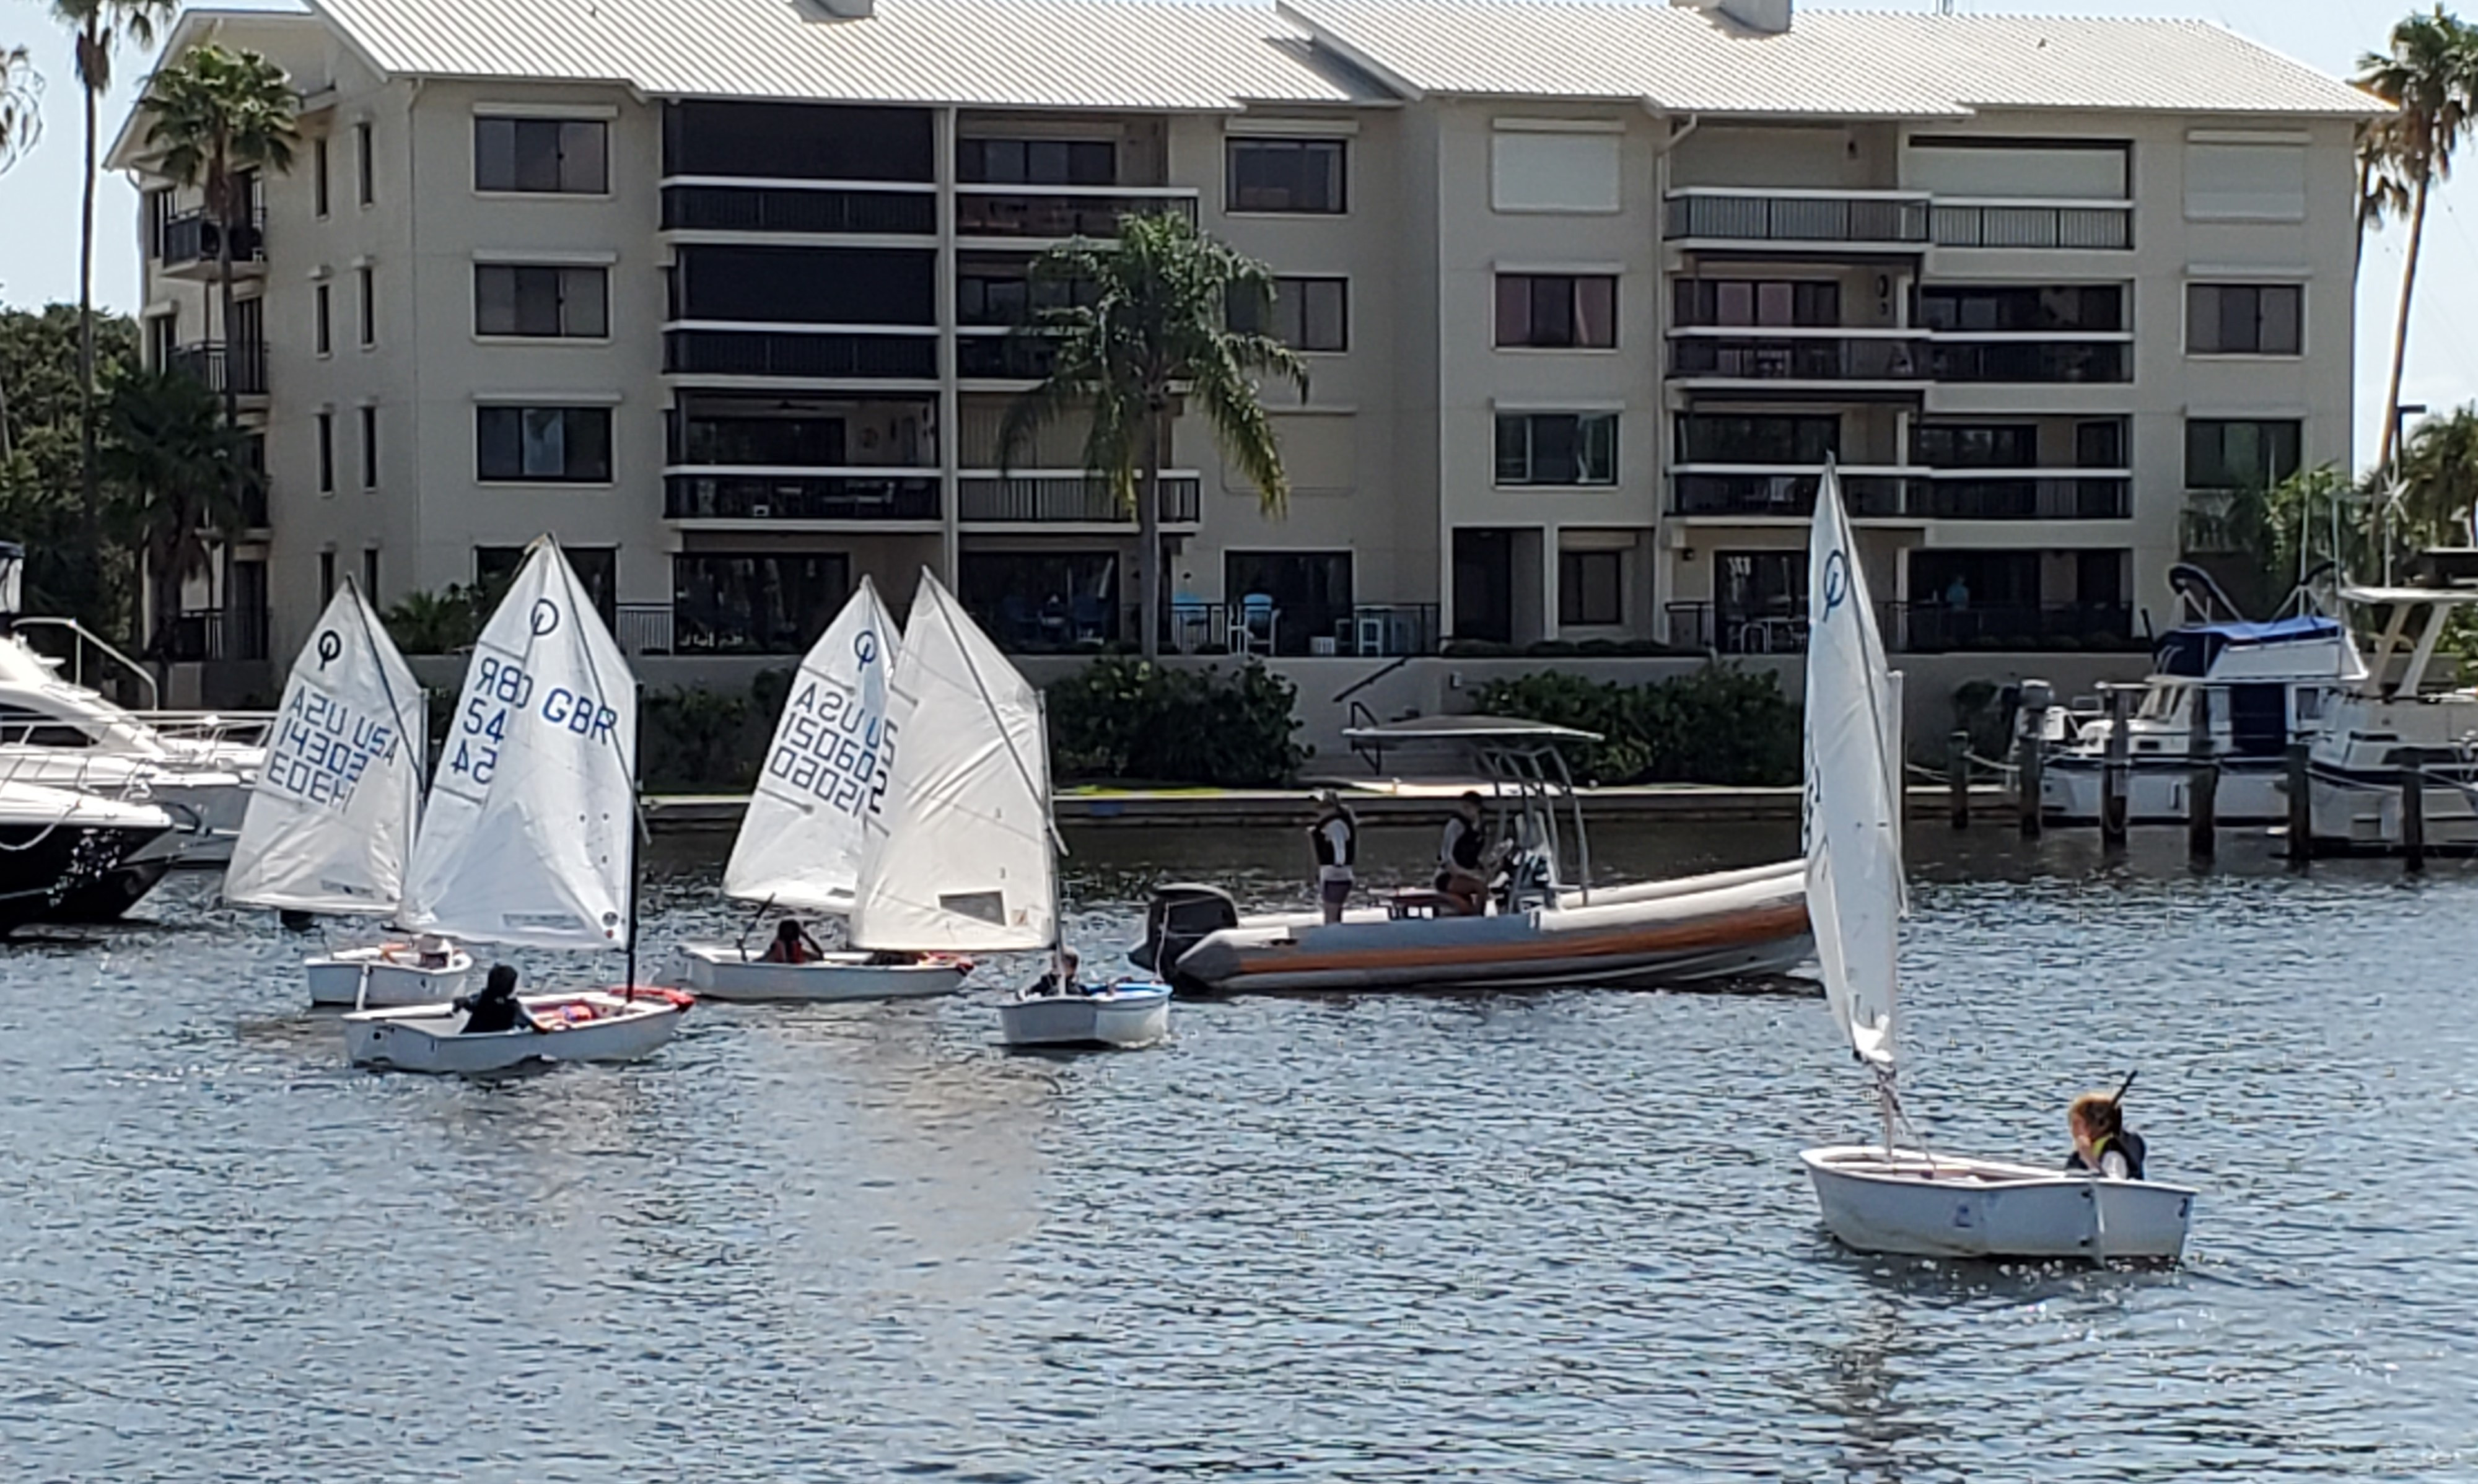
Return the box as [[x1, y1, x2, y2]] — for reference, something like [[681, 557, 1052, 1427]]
[[1037, 687, 1064, 983], [626, 678, 643, 998]]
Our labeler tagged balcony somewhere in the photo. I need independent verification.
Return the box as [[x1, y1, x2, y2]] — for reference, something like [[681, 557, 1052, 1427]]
[[168, 341, 267, 398], [953, 187, 1197, 241], [663, 328, 937, 380], [157, 207, 265, 278], [1932, 201, 2132, 251], [660, 183, 937, 236], [957, 472, 1202, 525], [1889, 601, 2138, 653], [1668, 331, 1930, 388], [956, 332, 1056, 381], [1927, 338, 2129, 384], [664, 471, 940, 522], [1664, 190, 1930, 250], [163, 606, 271, 663], [1668, 468, 1916, 520], [1912, 474, 2130, 520]]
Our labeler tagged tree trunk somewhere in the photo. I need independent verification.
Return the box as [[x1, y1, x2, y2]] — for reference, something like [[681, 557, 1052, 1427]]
[[1135, 407, 1163, 661], [76, 44, 100, 616], [2380, 168, 2432, 473], [214, 151, 242, 643]]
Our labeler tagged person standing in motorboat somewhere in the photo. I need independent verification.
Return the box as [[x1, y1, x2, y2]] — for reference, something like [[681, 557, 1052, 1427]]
[[455, 964, 541, 1036], [1308, 790, 1358, 924], [2065, 1090, 2148, 1179], [1436, 791, 1491, 915], [762, 918, 825, 965]]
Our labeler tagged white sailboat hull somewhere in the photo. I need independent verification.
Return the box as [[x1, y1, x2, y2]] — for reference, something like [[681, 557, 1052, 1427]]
[[305, 944, 478, 1006], [676, 943, 966, 1002], [1801, 1145, 2194, 1261], [343, 990, 687, 1074], [999, 984, 1171, 1049]]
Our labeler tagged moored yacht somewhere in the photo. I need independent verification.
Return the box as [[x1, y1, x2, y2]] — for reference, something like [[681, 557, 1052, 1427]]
[[2300, 556, 2478, 852], [0, 780, 177, 936]]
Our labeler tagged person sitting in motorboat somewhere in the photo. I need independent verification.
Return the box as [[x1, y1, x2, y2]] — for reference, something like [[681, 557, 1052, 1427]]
[[2064, 1090, 2147, 1180], [1436, 792, 1492, 915], [1025, 947, 1092, 997], [454, 964, 540, 1036], [1308, 789, 1359, 925], [762, 918, 826, 965]]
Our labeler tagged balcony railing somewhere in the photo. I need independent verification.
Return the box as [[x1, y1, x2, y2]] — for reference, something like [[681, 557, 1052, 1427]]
[[953, 188, 1197, 240], [1669, 470, 1914, 519], [1668, 333, 1929, 383], [163, 606, 271, 663], [1927, 339, 2129, 383], [663, 471, 940, 522], [616, 604, 675, 657], [660, 184, 937, 235], [168, 341, 268, 396], [956, 333, 1056, 380], [1932, 201, 2132, 251], [663, 329, 937, 379], [957, 473, 1201, 524], [159, 207, 265, 270], [1890, 601, 2139, 653], [1912, 475, 2131, 520], [1664, 190, 1930, 247]]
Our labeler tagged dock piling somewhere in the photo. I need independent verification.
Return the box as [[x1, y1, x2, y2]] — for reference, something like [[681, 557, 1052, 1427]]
[[2403, 749, 2427, 871], [2101, 686, 2130, 849], [1948, 730, 1971, 830], [2016, 681, 2049, 839], [2285, 742, 2313, 865], [2186, 687, 2217, 863]]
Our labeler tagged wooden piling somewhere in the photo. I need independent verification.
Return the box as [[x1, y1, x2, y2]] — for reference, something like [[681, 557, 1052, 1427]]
[[2187, 686, 2217, 863], [2402, 749, 2427, 871], [2101, 685, 2130, 848], [2285, 741, 2313, 864], [2016, 683, 2049, 839], [1948, 730, 1971, 830]]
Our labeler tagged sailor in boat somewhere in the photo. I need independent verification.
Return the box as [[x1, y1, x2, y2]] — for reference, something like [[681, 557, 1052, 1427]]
[[2065, 1090, 2148, 1180], [1027, 947, 1090, 996], [453, 965, 541, 1036], [1308, 790, 1358, 924], [762, 917, 826, 965], [1435, 792, 1492, 915], [413, 933, 453, 969]]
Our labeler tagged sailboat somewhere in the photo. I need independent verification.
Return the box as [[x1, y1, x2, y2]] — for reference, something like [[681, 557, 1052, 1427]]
[[1795, 466, 2195, 1261], [222, 580, 475, 1006], [341, 538, 688, 1074], [676, 577, 968, 1002], [848, 572, 1169, 1049]]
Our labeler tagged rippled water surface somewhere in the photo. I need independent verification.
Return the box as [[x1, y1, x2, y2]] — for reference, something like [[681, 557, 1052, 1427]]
[[2, 822, 2473, 1480]]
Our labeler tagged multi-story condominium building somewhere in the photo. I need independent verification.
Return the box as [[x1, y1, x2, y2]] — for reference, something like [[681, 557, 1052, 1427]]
[[112, 0, 2378, 686]]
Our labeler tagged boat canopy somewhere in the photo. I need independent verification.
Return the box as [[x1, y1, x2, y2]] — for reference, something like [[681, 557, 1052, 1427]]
[[2153, 616, 2344, 678]]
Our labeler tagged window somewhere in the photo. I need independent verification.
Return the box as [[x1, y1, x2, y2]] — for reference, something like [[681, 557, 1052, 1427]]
[[2189, 283, 2302, 356], [362, 549, 380, 600], [1559, 550, 1623, 626], [313, 284, 331, 356], [2186, 419, 2302, 491], [1912, 424, 2039, 469], [1491, 129, 1621, 213], [1915, 285, 2122, 333], [1228, 276, 1347, 351], [673, 553, 853, 655], [1495, 275, 1616, 349], [2187, 142, 2307, 222], [316, 412, 335, 493], [1907, 137, 2129, 200], [481, 544, 616, 624], [357, 266, 374, 347], [1222, 551, 1354, 657], [477, 406, 614, 483], [475, 117, 610, 194], [354, 123, 372, 206], [475, 264, 610, 338], [319, 551, 336, 604], [144, 190, 173, 258], [1227, 138, 1345, 214], [1676, 414, 1840, 465], [313, 137, 330, 217], [359, 406, 379, 489], [1674, 278, 1840, 328], [1495, 413, 1618, 486], [956, 137, 1115, 185]]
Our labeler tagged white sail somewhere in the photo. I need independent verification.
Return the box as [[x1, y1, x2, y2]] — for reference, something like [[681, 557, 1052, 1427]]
[[224, 582, 426, 915], [720, 577, 900, 914], [400, 539, 639, 952], [1803, 465, 1901, 1070], [848, 572, 1055, 953]]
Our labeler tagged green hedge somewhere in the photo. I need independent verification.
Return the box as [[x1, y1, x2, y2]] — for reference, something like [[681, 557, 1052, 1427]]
[[1468, 665, 1800, 786], [1046, 657, 1305, 787]]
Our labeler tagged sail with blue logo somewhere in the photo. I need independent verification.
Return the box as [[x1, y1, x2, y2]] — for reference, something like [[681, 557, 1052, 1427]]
[[1803, 463, 1901, 1070], [401, 537, 639, 951], [720, 577, 902, 914]]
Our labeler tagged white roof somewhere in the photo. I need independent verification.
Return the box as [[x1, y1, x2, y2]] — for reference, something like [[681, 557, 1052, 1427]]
[[308, 0, 1389, 111], [1282, 1, 2383, 118]]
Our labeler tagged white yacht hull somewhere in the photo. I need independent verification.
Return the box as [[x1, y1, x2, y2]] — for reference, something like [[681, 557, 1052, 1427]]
[[343, 990, 688, 1074], [999, 984, 1171, 1049], [2040, 757, 2290, 824], [305, 945, 478, 1006], [1801, 1145, 2194, 1260], [676, 943, 967, 1002]]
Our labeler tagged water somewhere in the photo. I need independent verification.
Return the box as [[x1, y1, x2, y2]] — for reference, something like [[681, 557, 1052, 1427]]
[[2, 824, 2473, 1480]]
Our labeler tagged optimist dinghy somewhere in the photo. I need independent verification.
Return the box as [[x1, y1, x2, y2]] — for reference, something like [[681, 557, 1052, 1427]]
[[676, 578, 966, 1003], [1794, 465, 2194, 1262], [224, 580, 475, 1006], [849, 573, 1170, 1050], [344, 538, 685, 1074]]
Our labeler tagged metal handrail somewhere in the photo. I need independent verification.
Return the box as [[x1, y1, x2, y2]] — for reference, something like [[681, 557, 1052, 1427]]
[[11, 618, 161, 707]]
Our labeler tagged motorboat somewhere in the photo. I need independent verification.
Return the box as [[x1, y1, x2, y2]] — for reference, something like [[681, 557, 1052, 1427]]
[[2298, 557, 2478, 852], [0, 780, 177, 935], [675, 578, 966, 1003], [1134, 717, 1811, 995], [1797, 463, 2194, 1262], [349, 538, 685, 1073], [847, 572, 1170, 1050], [222, 581, 472, 1006]]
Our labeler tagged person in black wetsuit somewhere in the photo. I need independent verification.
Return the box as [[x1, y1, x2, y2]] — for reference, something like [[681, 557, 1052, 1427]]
[[1025, 948, 1085, 997], [2065, 1090, 2148, 1180], [454, 964, 538, 1036], [1435, 792, 1491, 915]]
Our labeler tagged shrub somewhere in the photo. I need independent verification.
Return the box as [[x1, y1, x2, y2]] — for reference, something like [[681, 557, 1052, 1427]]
[[1046, 657, 1306, 787], [1468, 665, 1800, 786]]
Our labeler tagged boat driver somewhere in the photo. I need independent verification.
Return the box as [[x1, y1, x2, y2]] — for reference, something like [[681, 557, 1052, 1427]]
[[1436, 792, 1491, 915], [455, 964, 540, 1036], [2064, 1091, 2148, 1180]]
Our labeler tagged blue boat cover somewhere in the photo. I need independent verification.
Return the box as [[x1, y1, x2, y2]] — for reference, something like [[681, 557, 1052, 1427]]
[[2155, 616, 2342, 676]]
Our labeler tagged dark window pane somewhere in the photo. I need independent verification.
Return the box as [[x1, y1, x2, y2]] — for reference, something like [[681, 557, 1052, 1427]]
[[1495, 276, 1531, 345], [1494, 416, 1528, 483], [559, 120, 608, 193], [1228, 139, 1346, 213], [1574, 276, 1615, 347], [1560, 549, 1623, 626]]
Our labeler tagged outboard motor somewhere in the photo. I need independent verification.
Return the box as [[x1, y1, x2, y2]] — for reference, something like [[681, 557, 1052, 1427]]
[[1132, 883, 1238, 985]]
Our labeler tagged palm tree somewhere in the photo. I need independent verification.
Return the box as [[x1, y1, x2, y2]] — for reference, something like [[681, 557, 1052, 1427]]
[[1000, 211, 1307, 658], [2358, 7, 2478, 470], [2397, 404, 2478, 548], [0, 46, 41, 174], [50, 0, 176, 606], [2355, 115, 2413, 274], [99, 364, 255, 661]]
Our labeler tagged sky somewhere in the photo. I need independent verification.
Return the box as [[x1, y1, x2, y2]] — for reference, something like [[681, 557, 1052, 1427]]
[[0, 0, 2462, 465]]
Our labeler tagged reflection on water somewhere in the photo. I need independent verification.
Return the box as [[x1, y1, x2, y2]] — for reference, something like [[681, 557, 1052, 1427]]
[[0, 821, 2470, 1478]]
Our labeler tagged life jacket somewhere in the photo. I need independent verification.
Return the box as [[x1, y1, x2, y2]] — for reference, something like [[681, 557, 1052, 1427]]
[[1442, 814, 1483, 871], [1311, 809, 1357, 868], [2071, 1128, 2148, 1180]]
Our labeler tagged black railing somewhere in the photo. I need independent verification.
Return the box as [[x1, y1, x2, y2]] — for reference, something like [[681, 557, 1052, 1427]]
[[159, 207, 265, 268], [1669, 472, 1912, 519], [957, 474, 1200, 524], [953, 191, 1197, 239], [164, 606, 270, 663], [1669, 335, 1929, 382], [1664, 193, 1930, 245], [660, 185, 936, 235], [663, 330, 937, 379], [663, 473, 940, 521], [1912, 477, 2130, 520], [1929, 340, 2128, 383], [955, 334, 1056, 380], [169, 341, 268, 396], [1665, 602, 1824, 655], [1932, 203, 2132, 251], [1891, 601, 2139, 653]]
